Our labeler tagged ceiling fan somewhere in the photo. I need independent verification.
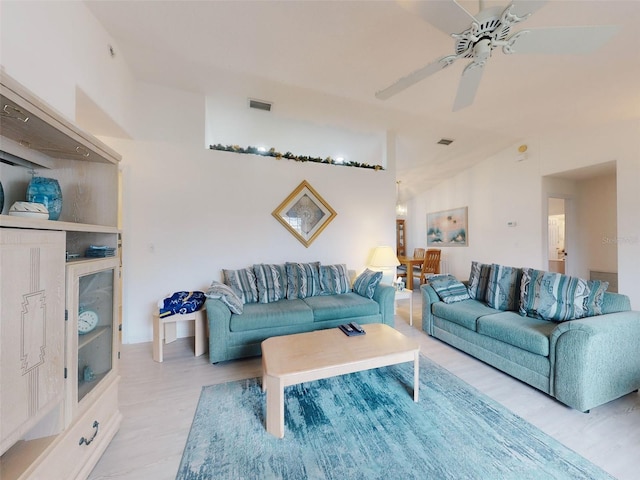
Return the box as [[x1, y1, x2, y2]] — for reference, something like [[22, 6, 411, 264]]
[[376, 0, 619, 111]]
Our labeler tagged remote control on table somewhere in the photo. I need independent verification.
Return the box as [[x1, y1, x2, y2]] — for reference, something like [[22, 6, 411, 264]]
[[350, 322, 364, 333]]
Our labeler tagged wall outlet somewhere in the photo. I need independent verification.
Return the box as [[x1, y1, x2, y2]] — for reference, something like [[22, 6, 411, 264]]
[[507, 221, 517, 227]]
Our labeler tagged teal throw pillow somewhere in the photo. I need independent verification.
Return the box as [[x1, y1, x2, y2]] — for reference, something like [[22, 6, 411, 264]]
[[429, 274, 470, 304], [519, 268, 591, 322], [223, 267, 259, 304], [585, 279, 609, 316], [205, 281, 243, 314], [285, 262, 321, 299], [353, 268, 382, 299], [485, 264, 522, 311], [320, 264, 351, 295], [467, 261, 491, 300], [253, 264, 287, 303]]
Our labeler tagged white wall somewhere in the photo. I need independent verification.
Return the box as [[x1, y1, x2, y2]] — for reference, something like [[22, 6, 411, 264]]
[[577, 174, 618, 277], [1, 1, 135, 133], [1, 2, 397, 344], [413, 122, 640, 309], [107, 82, 395, 343], [410, 139, 543, 279]]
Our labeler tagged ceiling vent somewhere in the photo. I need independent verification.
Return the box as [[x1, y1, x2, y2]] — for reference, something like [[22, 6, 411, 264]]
[[248, 98, 272, 112], [437, 138, 454, 146]]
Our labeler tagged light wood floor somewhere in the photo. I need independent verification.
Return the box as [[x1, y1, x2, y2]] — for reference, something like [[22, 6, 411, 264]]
[[88, 293, 640, 480]]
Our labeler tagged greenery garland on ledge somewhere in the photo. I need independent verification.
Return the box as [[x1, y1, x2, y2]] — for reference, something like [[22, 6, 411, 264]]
[[209, 144, 384, 171]]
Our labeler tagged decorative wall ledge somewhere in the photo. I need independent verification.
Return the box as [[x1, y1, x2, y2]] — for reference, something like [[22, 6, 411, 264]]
[[209, 144, 384, 171]]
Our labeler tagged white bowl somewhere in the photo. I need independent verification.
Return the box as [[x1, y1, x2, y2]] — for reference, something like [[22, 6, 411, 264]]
[[8, 201, 49, 219]]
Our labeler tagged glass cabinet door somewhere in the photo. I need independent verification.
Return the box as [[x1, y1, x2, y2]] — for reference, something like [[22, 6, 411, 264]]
[[66, 257, 119, 415]]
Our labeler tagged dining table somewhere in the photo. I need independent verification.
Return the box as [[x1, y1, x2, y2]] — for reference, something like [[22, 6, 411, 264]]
[[397, 255, 424, 279]]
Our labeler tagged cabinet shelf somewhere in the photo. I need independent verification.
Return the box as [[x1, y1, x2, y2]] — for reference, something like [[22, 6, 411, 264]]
[[0, 215, 118, 233], [78, 326, 110, 350]]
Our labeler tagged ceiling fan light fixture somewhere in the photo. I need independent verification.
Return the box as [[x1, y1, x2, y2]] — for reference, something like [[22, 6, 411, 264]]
[[437, 138, 454, 146]]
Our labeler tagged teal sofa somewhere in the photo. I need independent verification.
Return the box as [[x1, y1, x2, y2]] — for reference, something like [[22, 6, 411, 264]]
[[421, 278, 640, 412], [207, 284, 395, 363]]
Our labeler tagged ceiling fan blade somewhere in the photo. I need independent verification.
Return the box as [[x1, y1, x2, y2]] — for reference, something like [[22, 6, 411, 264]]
[[376, 56, 456, 100], [509, 0, 548, 18], [507, 25, 619, 55], [452, 62, 485, 112], [397, 0, 477, 36]]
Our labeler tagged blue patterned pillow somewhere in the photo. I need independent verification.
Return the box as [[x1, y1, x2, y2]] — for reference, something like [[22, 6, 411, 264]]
[[223, 267, 259, 304], [520, 268, 590, 322], [585, 280, 609, 316], [467, 261, 491, 300], [205, 281, 243, 314], [320, 264, 351, 295], [285, 262, 321, 299], [429, 274, 470, 304], [353, 268, 382, 299], [485, 264, 522, 311], [253, 264, 287, 303]]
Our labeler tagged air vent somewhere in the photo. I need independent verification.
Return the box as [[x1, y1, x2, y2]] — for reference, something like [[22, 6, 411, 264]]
[[248, 99, 272, 112], [437, 138, 454, 146]]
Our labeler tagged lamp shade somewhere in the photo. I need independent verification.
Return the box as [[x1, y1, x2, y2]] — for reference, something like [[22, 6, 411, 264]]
[[369, 246, 400, 268]]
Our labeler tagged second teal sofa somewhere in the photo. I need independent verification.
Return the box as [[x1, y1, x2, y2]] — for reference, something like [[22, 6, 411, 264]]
[[421, 264, 640, 412]]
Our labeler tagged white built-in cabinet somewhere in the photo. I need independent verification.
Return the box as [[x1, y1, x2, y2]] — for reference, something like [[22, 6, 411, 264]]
[[0, 71, 122, 479]]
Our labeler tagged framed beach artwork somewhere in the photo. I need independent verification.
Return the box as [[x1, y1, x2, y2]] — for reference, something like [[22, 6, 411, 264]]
[[427, 207, 468, 246], [272, 180, 337, 248]]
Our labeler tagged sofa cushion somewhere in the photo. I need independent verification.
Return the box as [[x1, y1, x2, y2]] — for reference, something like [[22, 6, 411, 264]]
[[223, 267, 259, 304], [286, 262, 321, 299], [319, 264, 351, 295], [519, 268, 590, 322], [432, 299, 498, 331], [353, 268, 383, 299], [205, 281, 243, 314], [429, 274, 470, 303], [476, 311, 556, 357], [254, 263, 287, 303], [303, 292, 380, 322], [486, 264, 522, 311], [467, 261, 491, 300], [229, 299, 313, 332]]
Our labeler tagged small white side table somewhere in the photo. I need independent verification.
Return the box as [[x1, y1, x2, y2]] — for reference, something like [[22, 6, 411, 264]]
[[395, 289, 413, 326], [152, 309, 208, 362]]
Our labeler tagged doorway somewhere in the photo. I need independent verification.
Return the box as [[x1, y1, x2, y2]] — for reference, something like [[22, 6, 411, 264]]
[[548, 197, 566, 274]]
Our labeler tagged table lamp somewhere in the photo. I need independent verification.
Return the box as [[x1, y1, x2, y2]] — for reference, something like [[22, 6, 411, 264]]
[[368, 245, 400, 286]]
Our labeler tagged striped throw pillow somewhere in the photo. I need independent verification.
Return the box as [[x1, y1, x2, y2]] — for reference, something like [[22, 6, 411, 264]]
[[485, 264, 522, 311], [205, 281, 243, 314], [353, 268, 382, 299], [520, 269, 590, 322], [467, 261, 491, 300], [253, 264, 287, 303], [429, 274, 470, 304], [320, 264, 351, 295], [286, 262, 321, 299], [223, 267, 259, 304]]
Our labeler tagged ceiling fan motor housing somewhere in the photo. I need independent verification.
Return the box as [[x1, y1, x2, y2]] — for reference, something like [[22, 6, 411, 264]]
[[453, 5, 524, 59]]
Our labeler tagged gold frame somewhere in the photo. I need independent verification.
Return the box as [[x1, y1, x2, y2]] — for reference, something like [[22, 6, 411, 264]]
[[272, 180, 337, 248]]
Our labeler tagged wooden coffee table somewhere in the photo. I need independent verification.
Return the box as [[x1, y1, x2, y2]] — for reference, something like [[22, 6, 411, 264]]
[[261, 323, 420, 438]]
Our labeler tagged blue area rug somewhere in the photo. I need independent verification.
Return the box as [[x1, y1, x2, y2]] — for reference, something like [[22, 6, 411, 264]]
[[176, 356, 613, 480]]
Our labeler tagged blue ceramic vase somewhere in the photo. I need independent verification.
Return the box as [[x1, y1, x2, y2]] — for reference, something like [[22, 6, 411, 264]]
[[27, 177, 63, 220]]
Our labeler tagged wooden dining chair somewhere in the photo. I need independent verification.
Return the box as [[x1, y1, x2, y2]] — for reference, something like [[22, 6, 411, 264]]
[[417, 249, 441, 285], [397, 248, 426, 278]]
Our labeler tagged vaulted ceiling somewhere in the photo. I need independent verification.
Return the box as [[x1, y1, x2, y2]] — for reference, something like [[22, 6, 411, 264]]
[[86, 0, 640, 199]]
